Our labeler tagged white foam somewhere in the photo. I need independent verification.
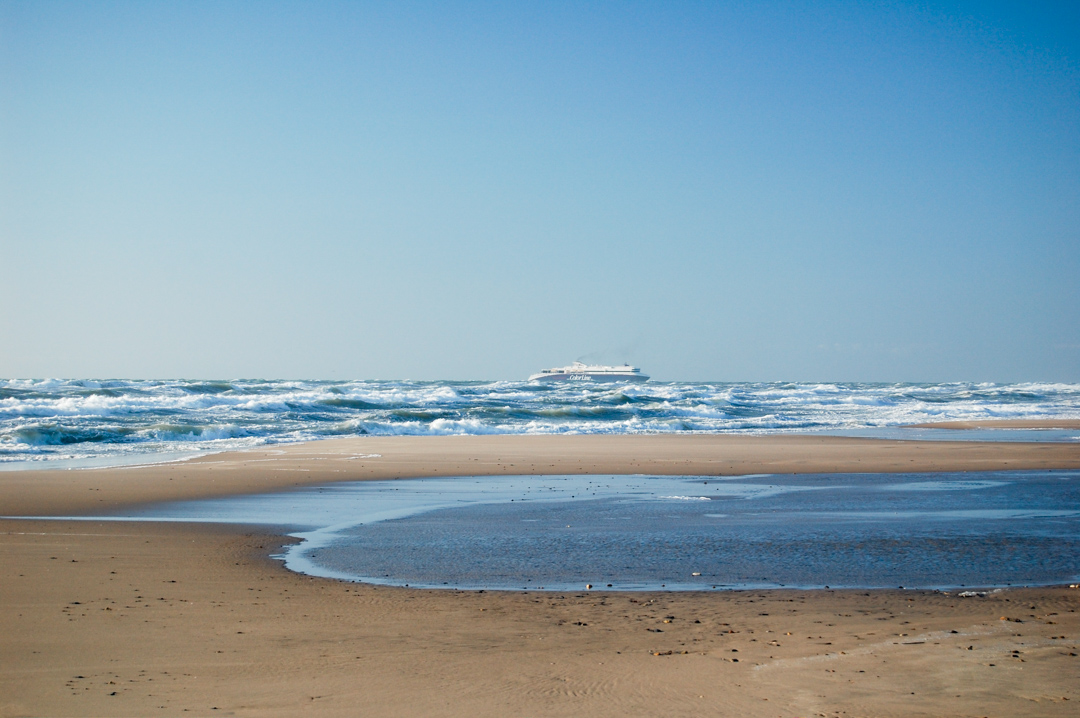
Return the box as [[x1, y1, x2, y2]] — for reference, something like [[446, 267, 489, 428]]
[[3, 379, 1080, 467]]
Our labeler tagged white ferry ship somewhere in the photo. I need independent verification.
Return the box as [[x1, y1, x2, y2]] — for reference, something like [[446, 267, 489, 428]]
[[528, 362, 649, 383]]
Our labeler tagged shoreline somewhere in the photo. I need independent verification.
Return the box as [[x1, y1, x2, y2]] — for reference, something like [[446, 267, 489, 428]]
[[907, 419, 1080, 430], [3, 431, 1079, 716]]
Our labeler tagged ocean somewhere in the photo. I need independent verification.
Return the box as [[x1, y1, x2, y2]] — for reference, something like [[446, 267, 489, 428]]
[[2, 378, 1078, 468]]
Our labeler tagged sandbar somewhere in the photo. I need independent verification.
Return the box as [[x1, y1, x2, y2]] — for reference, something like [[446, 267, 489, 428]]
[[4, 433, 1080, 516]]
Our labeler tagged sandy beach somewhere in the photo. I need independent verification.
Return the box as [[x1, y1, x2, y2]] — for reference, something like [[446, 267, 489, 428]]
[[3, 432, 1079, 716]]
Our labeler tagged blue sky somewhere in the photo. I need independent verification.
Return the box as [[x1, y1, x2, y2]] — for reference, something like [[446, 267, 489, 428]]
[[2, 1, 1077, 381]]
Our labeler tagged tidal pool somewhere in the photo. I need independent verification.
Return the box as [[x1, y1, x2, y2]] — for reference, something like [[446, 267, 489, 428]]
[[94, 470, 1080, 591]]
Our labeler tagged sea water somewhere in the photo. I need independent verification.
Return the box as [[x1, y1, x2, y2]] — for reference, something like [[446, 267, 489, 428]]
[[108, 471, 1080, 591], [2, 379, 1078, 468]]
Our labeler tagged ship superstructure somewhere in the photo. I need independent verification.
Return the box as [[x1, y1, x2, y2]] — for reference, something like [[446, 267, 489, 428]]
[[528, 362, 649, 383]]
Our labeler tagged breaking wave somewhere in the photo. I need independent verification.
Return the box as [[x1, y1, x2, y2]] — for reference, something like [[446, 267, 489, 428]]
[[1, 379, 1078, 466]]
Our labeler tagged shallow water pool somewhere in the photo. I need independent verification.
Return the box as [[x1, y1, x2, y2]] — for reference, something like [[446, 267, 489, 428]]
[[98, 470, 1080, 591]]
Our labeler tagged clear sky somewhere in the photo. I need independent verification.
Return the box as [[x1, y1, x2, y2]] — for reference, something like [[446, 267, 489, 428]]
[[2, 1, 1078, 382]]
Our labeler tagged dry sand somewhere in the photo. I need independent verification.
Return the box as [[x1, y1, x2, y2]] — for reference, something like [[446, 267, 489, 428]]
[[3, 433, 1080, 717]]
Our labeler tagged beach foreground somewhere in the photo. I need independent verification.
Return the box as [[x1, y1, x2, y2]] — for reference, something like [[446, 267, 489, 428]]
[[3, 433, 1079, 716]]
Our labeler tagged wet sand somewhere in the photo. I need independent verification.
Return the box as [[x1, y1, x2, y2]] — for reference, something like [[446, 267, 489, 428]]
[[3, 433, 1080, 716], [908, 419, 1080, 430]]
